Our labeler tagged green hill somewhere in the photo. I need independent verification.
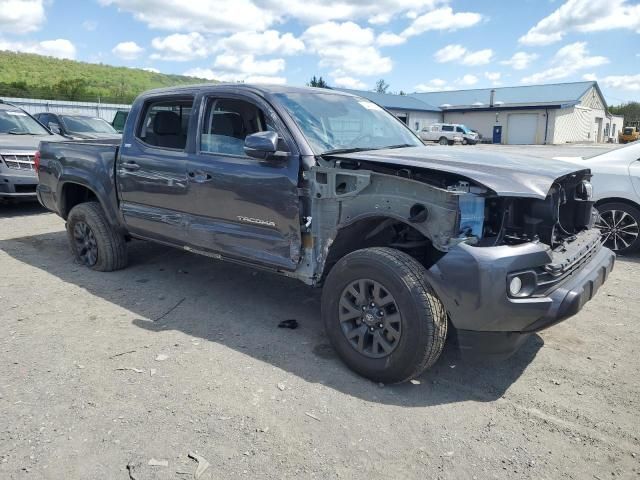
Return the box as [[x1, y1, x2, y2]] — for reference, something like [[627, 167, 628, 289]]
[[0, 51, 214, 104]]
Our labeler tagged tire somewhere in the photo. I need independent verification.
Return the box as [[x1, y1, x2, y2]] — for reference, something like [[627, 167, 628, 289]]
[[67, 201, 128, 271], [462, 138, 468, 145], [595, 202, 640, 254], [321, 247, 447, 383], [438, 137, 448, 145]]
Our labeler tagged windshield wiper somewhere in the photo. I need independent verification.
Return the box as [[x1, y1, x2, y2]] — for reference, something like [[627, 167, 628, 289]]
[[321, 147, 377, 156], [383, 144, 415, 149]]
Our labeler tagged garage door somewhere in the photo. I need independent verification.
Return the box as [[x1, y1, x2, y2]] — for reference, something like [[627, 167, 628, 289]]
[[507, 114, 538, 144]]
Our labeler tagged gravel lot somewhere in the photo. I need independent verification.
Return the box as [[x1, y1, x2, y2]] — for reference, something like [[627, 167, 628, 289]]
[[1, 144, 639, 479]]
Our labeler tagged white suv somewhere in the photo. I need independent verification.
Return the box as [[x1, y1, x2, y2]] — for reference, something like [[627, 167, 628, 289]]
[[419, 123, 464, 145]]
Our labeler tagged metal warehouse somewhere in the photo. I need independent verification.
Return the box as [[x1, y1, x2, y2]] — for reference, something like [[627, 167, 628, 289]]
[[342, 81, 624, 145]]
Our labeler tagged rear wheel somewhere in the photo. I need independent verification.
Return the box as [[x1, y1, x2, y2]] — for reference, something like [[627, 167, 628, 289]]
[[67, 201, 128, 271], [321, 247, 447, 384], [438, 137, 448, 145], [595, 202, 640, 253]]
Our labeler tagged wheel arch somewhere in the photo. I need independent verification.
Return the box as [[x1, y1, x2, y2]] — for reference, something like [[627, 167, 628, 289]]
[[595, 196, 640, 211], [320, 215, 445, 283], [57, 180, 122, 231]]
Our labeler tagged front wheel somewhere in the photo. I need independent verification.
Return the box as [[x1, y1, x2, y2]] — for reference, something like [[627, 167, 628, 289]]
[[595, 202, 640, 253], [438, 137, 448, 145], [67, 201, 128, 271], [321, 247, 447, 384], [462, 138, 468, 145]]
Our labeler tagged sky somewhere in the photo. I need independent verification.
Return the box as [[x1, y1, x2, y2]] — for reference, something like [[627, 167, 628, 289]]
[[0, 0, 639, 104]]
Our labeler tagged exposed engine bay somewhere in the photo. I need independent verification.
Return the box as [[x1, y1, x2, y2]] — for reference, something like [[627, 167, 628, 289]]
[[332, 158, 596, 252]]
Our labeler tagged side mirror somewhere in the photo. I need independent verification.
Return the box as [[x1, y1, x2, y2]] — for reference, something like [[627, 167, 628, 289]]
[[48, 122, 61, 134], [244, 131, 279, 160]]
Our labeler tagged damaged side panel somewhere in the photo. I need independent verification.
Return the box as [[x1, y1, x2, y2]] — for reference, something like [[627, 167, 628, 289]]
[[296, 166, 464, 283]]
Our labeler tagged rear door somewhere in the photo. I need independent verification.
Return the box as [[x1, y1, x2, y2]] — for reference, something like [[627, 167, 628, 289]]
[[116, 95, 195, 244], [182, 92, 302, 270]]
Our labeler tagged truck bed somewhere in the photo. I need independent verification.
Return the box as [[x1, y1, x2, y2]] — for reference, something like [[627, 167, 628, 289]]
[[36, 139, 121, 223]]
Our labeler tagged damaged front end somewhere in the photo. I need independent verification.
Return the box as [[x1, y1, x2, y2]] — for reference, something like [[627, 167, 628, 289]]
[[297, 157, 613, 353]]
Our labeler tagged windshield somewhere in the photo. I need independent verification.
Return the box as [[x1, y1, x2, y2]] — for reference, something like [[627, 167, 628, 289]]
[[458, 125, 472, 134], [274, 92, 422, 154], [61, 116, 118, 134], [0, 109, 50, 135]]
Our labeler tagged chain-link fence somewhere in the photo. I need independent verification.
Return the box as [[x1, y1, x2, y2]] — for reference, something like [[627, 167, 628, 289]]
[[1, 96, 131, 123]]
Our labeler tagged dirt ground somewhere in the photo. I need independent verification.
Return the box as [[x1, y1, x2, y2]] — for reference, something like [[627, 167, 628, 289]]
[[1, 200, 639, 480]]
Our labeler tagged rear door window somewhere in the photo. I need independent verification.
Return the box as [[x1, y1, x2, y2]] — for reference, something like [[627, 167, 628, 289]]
[[442, 125, 454, 132], [137, 97, 194, 150]]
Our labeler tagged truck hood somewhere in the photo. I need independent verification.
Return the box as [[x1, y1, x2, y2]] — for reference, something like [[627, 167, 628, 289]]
[[332, 146, 589, 199], [0, 133, 64, 152]]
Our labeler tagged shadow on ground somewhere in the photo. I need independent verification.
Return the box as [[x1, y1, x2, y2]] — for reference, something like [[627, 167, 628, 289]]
[[1, 230, 547, 407], [0, 201, 47, 218]]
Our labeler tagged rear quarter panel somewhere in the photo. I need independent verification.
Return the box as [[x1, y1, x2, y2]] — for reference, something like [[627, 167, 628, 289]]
[[38, 140, 122, 227]]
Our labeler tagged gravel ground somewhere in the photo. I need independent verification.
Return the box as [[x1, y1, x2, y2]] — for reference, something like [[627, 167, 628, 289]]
[[1, 194, 639, 479]]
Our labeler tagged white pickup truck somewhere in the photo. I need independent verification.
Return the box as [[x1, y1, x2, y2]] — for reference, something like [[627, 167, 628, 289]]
[[419, 123, 464, 145]]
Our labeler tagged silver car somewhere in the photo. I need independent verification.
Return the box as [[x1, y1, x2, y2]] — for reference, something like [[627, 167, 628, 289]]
[[0, 101, 62, 200]]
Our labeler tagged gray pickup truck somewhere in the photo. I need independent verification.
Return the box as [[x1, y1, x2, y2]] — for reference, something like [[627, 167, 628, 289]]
[[36, 84, 614, 383], [0, 101, 61, 199]]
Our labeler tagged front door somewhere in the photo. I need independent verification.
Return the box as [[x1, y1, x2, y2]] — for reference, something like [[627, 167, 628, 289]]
[[183, 93, 302, 271], [117, 95, 194, 245]]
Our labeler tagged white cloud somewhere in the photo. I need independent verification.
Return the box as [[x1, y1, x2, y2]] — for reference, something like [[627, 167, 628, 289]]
[[0, 38, 76, 59], [215, 30, 305, 56], [112, 41, 144, 60], [462, 49, 493, 66], [333, 76, 367, 89], [402, 7, 483, 38], [213, 53, 284, 76], [521, 42, 608, 84], [599, 74, 640, 92], [151, 33, 209, 61], [302, 21, 392, 76], [0, 0, 45, 34], [501, 51, 538, 70], [98, 0, 449, 33], [183, 67, 217, 80], [457, 74, 478, 86], [98, 0, 275, 33], [434, 44, 493, 66], [519, 0, 640, 46], [434, 44, 466, 63], [414, 78, 452, 92], [142, 67, 160, 73], [183, 67, 286, 84], [376, 32, 406, 47], [485, 72, 501, 82], [582, 73, 598, 81], [266, 0, 447, 25]]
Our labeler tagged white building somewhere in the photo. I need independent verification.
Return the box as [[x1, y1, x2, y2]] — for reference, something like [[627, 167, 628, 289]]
[[342, 81, 623, 145]]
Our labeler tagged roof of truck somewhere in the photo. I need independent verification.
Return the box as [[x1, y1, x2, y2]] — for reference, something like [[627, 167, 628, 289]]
[[141, 83, 356, 97]]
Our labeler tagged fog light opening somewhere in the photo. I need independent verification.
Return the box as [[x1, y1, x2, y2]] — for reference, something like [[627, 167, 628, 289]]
[[509, 276, 523, 296]]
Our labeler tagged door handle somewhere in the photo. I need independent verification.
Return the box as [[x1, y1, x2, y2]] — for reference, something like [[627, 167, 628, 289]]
[[122, 162, 140, 171], [188, 170, 213, 183]]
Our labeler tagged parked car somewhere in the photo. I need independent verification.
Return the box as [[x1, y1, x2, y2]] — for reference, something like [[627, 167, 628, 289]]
[[619, 126, 639, 144], [419, 123, 464, 145], [556, 142, 640, 253], [0, 100, 63, 200], [455, 124, 479, 145], [111, 110, 129, 133], [36, 84, 614, 383], [34, 113, 121, 140]]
